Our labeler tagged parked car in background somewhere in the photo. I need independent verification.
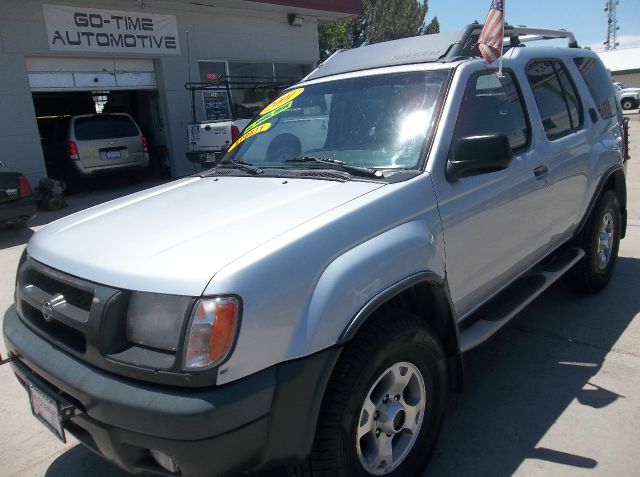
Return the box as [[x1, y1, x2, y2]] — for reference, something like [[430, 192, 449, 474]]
[[38, 113, 149, 185], [0, 161, 35, 228], [613, 82, 640, 110]]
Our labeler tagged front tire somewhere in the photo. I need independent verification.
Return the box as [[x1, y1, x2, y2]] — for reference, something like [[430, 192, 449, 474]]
[[292, 311, 447, 477], [568, 190, 621, 293], [621, 99, 637, 110]]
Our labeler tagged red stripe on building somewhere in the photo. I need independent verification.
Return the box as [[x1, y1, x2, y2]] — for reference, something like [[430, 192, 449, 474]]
[[248, 0, 363, 15]]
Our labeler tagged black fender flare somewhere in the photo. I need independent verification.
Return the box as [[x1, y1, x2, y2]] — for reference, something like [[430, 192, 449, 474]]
[[338, 271, 464, 392], [575, 166, 627, 239]]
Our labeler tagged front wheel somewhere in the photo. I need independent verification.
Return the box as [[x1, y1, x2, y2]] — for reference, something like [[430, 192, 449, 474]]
[[621, 99, 637, 110], [568, 190, 621, 293], [291, 311, 447, 477]]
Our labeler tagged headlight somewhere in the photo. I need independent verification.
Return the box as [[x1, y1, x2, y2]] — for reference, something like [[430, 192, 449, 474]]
[[183, 297, 240, 370], [126, 292, 192, 351]]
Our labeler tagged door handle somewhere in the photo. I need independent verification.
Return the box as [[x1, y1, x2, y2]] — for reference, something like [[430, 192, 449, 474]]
[[534, 165, 549, 178]]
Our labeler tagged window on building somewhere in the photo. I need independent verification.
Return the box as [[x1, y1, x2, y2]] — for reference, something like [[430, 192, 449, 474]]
[[197, 61, 313, 119], [228, 62, 311, 118], [452, 70, 530, 153], [526, 60, 582, 139], [199, 61, 227, 83], [574, 57, 617, 119]]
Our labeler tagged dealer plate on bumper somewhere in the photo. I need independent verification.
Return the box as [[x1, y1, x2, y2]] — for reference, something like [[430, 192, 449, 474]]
[[28, 382, 66, 442]]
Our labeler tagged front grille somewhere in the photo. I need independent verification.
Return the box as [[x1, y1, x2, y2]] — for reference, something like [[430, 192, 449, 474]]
[[26, 269, 94, 311], [16, 258, 116, 360], [21, 301, 86, 352]]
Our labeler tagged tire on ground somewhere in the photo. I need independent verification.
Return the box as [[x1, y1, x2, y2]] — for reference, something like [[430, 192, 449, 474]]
[[567, 189, 621, 293], [290, 310, 448, 477]]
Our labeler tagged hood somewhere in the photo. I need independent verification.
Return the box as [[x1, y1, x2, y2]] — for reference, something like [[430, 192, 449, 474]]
[[28, 176, 384, 295]]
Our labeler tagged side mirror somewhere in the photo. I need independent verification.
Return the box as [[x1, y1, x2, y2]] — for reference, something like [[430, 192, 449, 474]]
[[446, 134, 513, 181]]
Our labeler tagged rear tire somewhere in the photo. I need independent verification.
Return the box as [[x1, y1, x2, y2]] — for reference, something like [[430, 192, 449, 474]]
[[290, 310, 447, 477], [567, 190, 621, 293]]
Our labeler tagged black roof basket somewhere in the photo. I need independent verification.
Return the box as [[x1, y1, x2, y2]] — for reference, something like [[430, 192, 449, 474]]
[[305, 24, 580, 81], [443, 23, 579, 61]]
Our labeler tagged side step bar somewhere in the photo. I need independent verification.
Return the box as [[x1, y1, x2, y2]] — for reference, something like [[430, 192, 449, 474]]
[[459, 247, 585, 352]]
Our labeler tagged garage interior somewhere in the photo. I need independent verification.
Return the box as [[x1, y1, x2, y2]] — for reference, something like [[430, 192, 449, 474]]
[[27, 57, 169, 186]]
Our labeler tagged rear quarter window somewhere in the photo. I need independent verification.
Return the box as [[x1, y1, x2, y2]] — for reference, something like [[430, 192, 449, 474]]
[[526, 60, 581, 139], [74, 115, 139, 141], [573, 57, 617, 119]]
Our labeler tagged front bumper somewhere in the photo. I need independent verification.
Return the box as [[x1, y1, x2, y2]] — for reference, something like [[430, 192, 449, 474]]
[[3, 305, 340, 476]]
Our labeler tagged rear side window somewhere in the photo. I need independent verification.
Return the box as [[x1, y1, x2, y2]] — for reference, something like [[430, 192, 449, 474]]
[[526, 60, 582, 139], [574, 57, 617, 119], [74, 115, 139, 141], [452, 71, 530, 152]]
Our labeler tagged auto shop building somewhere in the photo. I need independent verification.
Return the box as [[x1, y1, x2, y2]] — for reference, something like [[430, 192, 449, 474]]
[[0, 0, 361, 184]]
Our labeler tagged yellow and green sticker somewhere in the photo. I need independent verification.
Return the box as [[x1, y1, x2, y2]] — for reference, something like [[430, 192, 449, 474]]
[[227, 122, 272, 152], [245, 100, 293, 133], [260, 88, 304, 115]]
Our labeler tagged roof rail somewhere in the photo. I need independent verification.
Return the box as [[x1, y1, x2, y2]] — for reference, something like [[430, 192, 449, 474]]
[[443, 23, 579, 61]]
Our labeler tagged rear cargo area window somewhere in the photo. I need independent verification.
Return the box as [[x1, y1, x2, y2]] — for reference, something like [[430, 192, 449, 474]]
[[574, 57, 617, 119], [74, 115, 138, 141]]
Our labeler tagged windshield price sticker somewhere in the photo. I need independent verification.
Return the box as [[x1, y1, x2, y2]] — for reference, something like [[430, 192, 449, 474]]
[[228, 123, 272, 152], [245, 100, 293, 133], [260, 88, 304, 115]]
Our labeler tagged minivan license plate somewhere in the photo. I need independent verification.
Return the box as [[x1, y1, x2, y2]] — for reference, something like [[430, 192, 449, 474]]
[[28, 382, 65, 442], [106, 150, 121, 160]]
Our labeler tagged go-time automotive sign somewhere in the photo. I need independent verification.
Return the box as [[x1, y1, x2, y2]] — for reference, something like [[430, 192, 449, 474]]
[[43, 4, 180, 54]]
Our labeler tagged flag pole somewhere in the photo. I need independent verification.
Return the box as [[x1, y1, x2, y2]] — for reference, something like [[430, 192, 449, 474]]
[[498, 0, 505, 77]]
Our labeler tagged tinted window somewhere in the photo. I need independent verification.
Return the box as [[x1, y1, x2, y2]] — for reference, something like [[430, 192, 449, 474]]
[[74, 115, 139, 140], [452, 71, 529, 152], [274, 63, 311, 80], [199, 61, 227, 82], [526, 60, 580, 138], [555, 64, 582, 128], [228, 62, 279, 118], [574, 57, 617, 119]]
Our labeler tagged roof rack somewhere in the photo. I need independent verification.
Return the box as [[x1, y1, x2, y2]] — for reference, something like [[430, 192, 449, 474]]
[[305, 24, 580, 81], [443, 23, 579, 61]]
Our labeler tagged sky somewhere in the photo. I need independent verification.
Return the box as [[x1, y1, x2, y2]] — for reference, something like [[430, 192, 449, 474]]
[[426, 0, 640, 51]]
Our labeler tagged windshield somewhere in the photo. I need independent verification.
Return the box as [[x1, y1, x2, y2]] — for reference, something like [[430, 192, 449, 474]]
[[223, 70, 450, 171]]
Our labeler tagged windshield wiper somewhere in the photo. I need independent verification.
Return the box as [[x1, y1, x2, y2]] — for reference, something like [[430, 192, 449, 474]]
[[216, 159, 263, 175], [284, 156, 384, 179]]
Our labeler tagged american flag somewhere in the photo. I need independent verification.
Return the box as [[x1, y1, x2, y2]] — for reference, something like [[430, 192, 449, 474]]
[[478, 0, 505, 64]]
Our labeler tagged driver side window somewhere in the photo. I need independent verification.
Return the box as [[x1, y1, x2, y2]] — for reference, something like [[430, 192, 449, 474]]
[[451, 71, 530, 155]]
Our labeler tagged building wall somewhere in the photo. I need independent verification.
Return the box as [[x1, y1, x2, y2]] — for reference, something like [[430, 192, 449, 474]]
[[612, 72, 640, 89], [0, 0, 322, 182]]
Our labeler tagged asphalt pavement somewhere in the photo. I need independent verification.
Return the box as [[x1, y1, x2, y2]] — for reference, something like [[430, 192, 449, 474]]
[[0, 115, 639, 477]]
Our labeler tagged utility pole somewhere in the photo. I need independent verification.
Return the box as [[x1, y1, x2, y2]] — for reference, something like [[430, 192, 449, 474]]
[[604, 0, 620, 50]]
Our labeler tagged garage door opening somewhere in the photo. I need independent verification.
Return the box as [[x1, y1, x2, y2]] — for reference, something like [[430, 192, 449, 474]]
[[27, 56, 170, 189], [33, 89, 168, 185]]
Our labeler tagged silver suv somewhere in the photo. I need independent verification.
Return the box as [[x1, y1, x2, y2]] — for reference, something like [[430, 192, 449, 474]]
[[3, 25, 628, 477], [68, 113, 149, 176]]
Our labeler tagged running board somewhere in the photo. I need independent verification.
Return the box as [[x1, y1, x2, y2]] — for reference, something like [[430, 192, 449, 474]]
[[459, 247, 585, 352]]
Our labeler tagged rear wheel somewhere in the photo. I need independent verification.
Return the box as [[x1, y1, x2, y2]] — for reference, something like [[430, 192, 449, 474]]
[[291, 310, 447, 477], [568, 190, 621, 293]]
